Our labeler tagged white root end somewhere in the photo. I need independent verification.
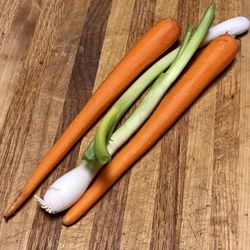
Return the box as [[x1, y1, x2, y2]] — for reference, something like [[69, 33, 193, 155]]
[[35, 161, 98, 214], [34, 195, 56, 214], [202, 16, 250, 46]]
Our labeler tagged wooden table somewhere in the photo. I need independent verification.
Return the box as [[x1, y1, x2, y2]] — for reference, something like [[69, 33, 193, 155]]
[[0, 0, 249, 249]]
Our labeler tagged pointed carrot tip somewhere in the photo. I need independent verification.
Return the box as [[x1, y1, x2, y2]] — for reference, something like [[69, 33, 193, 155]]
[[3, 206, 15, 219], [3, 193, 27, 219], [3, 215, 9, 222]]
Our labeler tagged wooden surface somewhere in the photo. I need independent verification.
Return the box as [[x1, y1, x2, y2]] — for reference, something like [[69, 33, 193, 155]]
[[0, 0, 249, 249]]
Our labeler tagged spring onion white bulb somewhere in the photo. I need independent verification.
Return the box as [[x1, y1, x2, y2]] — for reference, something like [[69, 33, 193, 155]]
[[35, 161, 99, 213], [202, 16, 249, 45], [36, 16, 249, 214]]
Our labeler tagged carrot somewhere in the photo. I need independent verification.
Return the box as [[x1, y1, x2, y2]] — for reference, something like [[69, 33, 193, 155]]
[[63, 35, 238, 226], [4, 19, 181, 218]]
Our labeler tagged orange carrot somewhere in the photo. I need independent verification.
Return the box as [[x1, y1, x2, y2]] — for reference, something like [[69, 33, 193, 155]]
[[63, 35, 238, 226], [4, 19, 181, 218]]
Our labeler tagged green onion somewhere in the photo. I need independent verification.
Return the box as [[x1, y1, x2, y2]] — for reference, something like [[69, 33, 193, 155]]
[[175, 24, 193, 60], [94, 3, 215, 164], [83, 48, 179, 163]]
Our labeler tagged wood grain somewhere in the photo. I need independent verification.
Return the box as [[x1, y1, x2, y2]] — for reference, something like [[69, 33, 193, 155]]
[[0, 0, 249, 249]]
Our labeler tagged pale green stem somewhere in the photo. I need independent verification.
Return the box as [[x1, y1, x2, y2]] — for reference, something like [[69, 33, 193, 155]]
[[95, 3, 215, 164], [84, 48, 179, 163]]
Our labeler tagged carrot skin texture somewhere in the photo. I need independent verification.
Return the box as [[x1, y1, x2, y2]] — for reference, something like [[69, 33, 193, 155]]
[[3, 19, 181, 218], [63, 35, 238, 226]]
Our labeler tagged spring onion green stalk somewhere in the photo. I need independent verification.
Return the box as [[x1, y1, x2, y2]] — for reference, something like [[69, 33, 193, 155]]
[[85, 48, 179, 164], [36, 12, 250, 214], [84, 25, 192, 164], [89, 26, 192, 165], [95, 4, 215, 164], [175, 25, 193, 59]]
